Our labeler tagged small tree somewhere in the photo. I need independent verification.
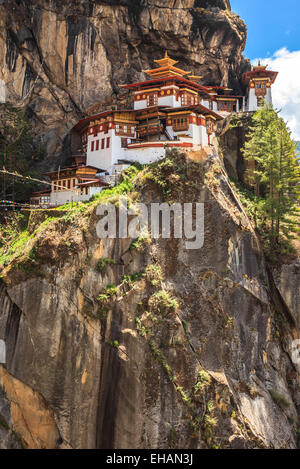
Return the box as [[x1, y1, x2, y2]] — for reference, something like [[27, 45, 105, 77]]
[[242, 104, 299, 257], [0, 103, 44, 202]]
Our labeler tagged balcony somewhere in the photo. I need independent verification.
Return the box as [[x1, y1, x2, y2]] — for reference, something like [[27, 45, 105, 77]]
[[136, 124, 162, 139]]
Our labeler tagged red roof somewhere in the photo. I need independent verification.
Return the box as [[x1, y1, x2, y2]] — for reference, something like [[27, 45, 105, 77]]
[[121, 75, 216, 95], [44, 165, 100, 177], [77, 179, 109, 187], [73, 108, 138, 132], [163, 104, 223, 120], [242, 68, 278, 85], [30, 189, 51, 197]]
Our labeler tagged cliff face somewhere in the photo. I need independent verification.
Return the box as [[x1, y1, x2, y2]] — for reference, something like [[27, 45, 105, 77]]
[[0, 149, 299, 449], [1, 0, 299, 451], [0, 0, 249, 167]]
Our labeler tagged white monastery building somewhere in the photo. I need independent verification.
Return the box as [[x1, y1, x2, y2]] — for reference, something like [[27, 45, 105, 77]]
[[40, 53, 278, 206]]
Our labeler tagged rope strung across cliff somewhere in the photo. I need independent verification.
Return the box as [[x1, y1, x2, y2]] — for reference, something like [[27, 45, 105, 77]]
[[0, 169, 70, 192]]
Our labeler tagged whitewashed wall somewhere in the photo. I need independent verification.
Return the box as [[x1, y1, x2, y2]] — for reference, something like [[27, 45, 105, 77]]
[[134, 99, 147, 110]]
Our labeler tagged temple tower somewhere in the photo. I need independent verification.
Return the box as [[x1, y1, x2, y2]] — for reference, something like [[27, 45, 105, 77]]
[[242, 62, 278, 111]]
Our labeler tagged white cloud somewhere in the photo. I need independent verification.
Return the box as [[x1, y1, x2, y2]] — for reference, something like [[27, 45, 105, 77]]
[[253, 48, 300, 141]]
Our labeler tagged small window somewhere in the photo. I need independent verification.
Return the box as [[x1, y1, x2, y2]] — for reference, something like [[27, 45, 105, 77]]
[[91, 141, 95, 152], [147, 94, 158, 107], [67, 179, 71, 189], [96, 140, 99, 151], [101, 138, 105, 149], [106, 137, 110, 148]]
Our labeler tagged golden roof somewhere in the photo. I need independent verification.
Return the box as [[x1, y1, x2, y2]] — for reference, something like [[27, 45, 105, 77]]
[[154, 50, 179, 68], [143, 51, 191, 78]]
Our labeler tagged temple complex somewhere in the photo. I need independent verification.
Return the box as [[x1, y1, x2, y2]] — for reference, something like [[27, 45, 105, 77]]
[[41, 53, 278, 206]]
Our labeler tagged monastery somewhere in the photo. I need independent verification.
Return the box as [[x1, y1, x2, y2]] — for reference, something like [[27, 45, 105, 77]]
[[31, 54, 278, 206]]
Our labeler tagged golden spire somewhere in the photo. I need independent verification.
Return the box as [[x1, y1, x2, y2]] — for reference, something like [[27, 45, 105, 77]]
[[154, 51, 178, 68], [143, 51, 191, 78], [258, 60, 261, 66]]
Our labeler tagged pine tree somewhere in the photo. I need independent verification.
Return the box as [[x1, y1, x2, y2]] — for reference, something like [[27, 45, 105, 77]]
[[0, 103, 45, 202], [242, 103, 299, 258]]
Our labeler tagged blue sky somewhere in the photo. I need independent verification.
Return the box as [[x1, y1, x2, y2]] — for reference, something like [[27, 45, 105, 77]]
[[230, 1, 300, 140], [230, 0, 300, 59]]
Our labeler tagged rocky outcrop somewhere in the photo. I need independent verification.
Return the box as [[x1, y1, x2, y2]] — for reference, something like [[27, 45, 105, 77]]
[[272, 259, 300, 330], [0, 0, 249, 169], [0, 149, 298, 449]]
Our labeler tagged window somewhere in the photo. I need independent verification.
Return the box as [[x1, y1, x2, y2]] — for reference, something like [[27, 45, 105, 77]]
[[96, 139, 99, 151], [106, 137, 110, 148], [101, 138, 105, 149], [62, 180, 66, 188], [147, 94, 158, 107], [173, 117, 189, 131], [206, 119, 215, 134], [115, 124, 134, 136], [217, 101, 235, 112], [67, 179, 71, 189], [121, 138, 128, 148], [91, 141, 95, 152], [181, 93, 194, 107]]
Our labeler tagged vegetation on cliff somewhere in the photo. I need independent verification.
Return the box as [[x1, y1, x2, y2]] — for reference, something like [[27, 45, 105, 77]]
[[0, 103, 45, 201], [241, 105, 299, 260]]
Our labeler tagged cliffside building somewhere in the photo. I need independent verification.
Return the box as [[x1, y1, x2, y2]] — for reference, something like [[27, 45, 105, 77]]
[[43, 54, 278, 206], [242, 62, 278, 111]]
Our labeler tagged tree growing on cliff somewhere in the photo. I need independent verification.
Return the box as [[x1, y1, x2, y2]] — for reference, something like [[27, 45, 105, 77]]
[[242, 104, 300, 258], [0, 103, 44, 202]]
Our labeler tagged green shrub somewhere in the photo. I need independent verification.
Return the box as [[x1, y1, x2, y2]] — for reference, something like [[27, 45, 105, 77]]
[[96, 284, 119, 305], [148, 290, 179, 315], [123, 272, 143, 286], [193, 369, 212, 394], [129, 234, 151, 251], [96, 258, 115, 272], [108, 340, 119, 348], [144, 264, 163, 287]]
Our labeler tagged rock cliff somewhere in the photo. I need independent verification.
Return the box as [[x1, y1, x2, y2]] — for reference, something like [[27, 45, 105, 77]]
[[1, 0, 299, 451], [0, 0, 249, 168], [0, 149, 299, 449]]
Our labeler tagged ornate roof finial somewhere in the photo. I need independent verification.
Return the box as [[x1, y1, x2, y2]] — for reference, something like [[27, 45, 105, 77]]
[[164, 50, 169, 59], [258, 60, 261, 66]]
